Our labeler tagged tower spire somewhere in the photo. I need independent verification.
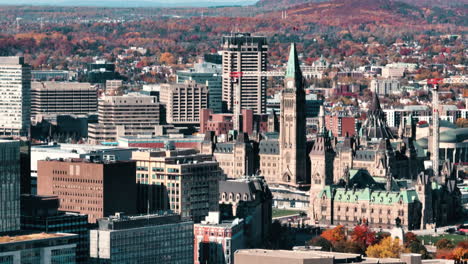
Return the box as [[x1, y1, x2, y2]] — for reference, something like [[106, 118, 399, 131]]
[[285, 43, 303, 81]]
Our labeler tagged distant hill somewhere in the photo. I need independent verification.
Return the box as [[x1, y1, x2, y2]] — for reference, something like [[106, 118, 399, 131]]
[[258, 0, 467, 27], [255, 0, 467, 8]]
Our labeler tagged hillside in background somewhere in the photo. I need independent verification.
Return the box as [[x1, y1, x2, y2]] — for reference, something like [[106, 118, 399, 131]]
[[255, 0, 468, 8], [259, 0, 467, 27]]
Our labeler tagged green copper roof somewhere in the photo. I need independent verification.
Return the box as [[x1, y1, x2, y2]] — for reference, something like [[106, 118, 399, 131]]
[[320, 187, 419, 205], [285, 43, 302, 79]]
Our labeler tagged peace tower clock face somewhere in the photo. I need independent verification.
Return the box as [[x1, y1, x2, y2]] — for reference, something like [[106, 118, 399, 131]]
[[287, 81, 294, 89]]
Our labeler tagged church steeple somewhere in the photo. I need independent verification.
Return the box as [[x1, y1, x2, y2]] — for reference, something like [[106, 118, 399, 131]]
[[285, 43, 303, 90]]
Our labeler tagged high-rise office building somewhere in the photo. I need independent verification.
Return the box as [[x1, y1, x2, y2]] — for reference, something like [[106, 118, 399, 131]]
[[37, 158, 137, 223], [0, 57, 31, 136], [0, 140, 20, 233], [160, 80, 208, 125], [90, 212, 193, 264], [177, 62, 223, 113], [31, 81, 97, 118], [131, 148, 222, 222], [87, 94, 160, 144], [221, 33, 268, 114]]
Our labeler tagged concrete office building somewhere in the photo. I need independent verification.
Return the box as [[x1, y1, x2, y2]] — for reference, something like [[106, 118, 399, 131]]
[[31, 81, 97, 118], [37, 158, 137, 223], [88, 94, 160, 144], [20, 195, 89, 264], [90, 213, 193, 264], [105, 80, 123, 96], [370, 78, 401, 95], [221, 33, 268, 114], [0, 57, 31, 136], [160, 80, 208, 125], [177, 62, 223, 113], [194, 212, 245, 264], [0, 140, 20, 233], [0, 233, 77, 264], [131, 148, 222, 222]]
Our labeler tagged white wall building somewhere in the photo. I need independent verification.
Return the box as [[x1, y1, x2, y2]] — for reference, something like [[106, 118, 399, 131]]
[[0, 57, 31, 136], [370, 79, 401, 95]]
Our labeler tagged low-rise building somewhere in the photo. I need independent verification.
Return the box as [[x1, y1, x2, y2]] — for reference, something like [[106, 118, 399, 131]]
[[219, 177, 272, 248], [20, 195, 89, 264], [194, 212, 245, 264], [0, 233, 77, 264], [90, 212, 193, 264], [235, 250, 440, 264]]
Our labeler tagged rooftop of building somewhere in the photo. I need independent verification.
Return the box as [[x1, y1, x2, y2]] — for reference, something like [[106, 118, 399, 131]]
[[236, 249, 435, 263], [32, 142, 135, 154], [0, 233, 75, 244], [31, 81, 94, 90], [416, 127, 468, 147], [40, 157, 132, 165], [219, 176, 272, 202], [96, 212, 187, 231], [133, 148, 212, 160]]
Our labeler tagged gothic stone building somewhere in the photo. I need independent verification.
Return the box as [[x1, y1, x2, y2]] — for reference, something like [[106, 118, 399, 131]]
[[259, 43, 309, 188], [309, 94, 461, 230]]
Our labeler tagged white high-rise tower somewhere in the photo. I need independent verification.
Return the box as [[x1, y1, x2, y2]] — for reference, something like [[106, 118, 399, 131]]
[[0, 57, 31, 137]]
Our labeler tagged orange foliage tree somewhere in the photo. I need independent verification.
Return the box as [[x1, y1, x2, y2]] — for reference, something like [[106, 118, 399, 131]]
[[321, 225, 346, 243]]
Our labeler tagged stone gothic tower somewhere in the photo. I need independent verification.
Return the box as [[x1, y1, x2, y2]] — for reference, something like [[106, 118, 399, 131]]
[[416, 172, 434, 229], [279, 43, 307, 186], [309, 124, 334, 222]]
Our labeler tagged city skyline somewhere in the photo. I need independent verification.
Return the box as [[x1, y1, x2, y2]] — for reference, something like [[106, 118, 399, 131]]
[[0, 0, 466, 263]]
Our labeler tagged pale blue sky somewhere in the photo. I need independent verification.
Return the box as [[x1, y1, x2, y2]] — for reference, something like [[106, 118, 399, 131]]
[[0, 0, 258, 7]]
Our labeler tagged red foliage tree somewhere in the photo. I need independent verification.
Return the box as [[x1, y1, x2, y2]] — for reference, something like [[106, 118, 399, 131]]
[[351, 225, 377, 248]]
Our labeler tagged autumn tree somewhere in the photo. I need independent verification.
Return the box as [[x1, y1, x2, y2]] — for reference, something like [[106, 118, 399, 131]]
[[321, 225, 346, 243], [351, 225, 377, 249], [435, 238, 455, 250], [159, 52, 176, 65], [366, 237, 406, 258]]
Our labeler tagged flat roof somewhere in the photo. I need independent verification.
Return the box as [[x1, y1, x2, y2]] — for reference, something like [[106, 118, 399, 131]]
[[0, 233, 73, 244]]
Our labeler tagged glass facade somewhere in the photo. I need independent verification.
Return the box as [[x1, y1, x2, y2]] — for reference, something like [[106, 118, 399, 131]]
[[21, 214, 89, 264], [0, 140, 20, 233], [91, 216, 193, 264]]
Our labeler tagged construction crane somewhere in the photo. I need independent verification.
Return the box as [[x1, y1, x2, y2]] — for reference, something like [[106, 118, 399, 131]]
[[428, 78, 444, 179]]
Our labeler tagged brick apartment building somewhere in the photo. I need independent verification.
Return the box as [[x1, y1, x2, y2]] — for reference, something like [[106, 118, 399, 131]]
[[325, 115, 356, 137], [37, 158, 137, 223], [200, 108, 269, 136]]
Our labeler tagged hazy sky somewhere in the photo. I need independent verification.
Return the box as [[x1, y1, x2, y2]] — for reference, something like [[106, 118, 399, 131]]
[[0, 0, 258, 7]]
